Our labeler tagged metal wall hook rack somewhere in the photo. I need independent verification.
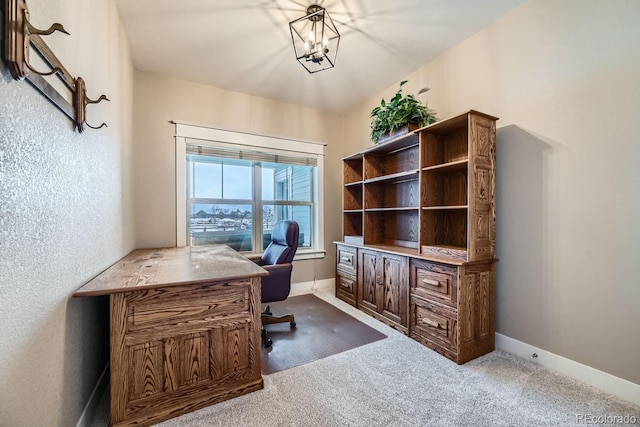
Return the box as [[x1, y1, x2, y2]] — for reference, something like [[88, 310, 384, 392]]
[[2, 0, 108, 133]]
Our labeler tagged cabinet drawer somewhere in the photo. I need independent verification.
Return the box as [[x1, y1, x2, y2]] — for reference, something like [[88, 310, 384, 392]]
[[337, 274, 356, 294], [410, 259, 457, 306], [410, 297, 457, 350], [125, 282, 250, 332], [336, 245, 357, 275], [335, 272, 357, 306]]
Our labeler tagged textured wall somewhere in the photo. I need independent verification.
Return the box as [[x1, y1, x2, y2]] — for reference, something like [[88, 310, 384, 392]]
[[345, 0, 640, 385], [0, 0, 134, 425]]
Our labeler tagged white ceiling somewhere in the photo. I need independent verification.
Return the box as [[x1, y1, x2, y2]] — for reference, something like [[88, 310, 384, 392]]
[[115, 0, 525, 113]]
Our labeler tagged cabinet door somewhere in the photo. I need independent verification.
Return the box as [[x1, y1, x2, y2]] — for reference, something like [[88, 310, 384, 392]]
[[457, 262, 495, 363], [380, 252, 408, 327], [110, 281, 262, 426], [358, 249, 378, 314]]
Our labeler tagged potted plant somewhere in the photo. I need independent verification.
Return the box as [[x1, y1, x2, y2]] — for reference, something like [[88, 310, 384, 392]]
[[370, 80, 437, 144]]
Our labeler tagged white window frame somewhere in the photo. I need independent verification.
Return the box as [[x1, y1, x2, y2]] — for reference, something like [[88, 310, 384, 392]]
[[174, 122, 326, 260]]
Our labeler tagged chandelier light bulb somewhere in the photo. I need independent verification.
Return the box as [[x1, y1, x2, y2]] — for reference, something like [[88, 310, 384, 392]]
[[289, 4, 340, 73]]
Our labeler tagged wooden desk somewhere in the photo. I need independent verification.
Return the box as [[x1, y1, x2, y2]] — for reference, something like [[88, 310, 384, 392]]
[[74, 245, 268, 427]]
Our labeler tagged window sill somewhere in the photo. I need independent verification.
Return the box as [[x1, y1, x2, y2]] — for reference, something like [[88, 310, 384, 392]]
[[294, 249, 326, 261], [240, 249, 325, 261]]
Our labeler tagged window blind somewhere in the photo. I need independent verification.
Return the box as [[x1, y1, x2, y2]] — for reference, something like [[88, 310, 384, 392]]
[[186, 140, 317, 167]]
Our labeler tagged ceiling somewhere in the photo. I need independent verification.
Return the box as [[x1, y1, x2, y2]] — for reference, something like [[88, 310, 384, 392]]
[[115, 0, 525, 113]]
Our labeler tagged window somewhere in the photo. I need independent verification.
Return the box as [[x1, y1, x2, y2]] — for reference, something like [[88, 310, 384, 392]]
[[174, 123, 325, 260]]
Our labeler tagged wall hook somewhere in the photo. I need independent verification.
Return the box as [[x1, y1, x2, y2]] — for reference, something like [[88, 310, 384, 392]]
[[4, 0, 69, 79], [22, 53, 63, 77], [3, 0, 109, 133], [23, 15, 69, 78], [74, 77, 109, 133], [25, 20, 69, 37]]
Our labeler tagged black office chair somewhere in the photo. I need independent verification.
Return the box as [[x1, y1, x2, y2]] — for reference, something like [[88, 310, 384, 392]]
[[250, 220, 299, 347]]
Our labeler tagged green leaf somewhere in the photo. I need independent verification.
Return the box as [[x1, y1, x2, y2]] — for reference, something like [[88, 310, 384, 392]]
[[369, 79, 438, 143]]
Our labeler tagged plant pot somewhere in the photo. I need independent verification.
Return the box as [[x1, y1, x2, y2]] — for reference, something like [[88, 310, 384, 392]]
[[376, 121, 419, 144]]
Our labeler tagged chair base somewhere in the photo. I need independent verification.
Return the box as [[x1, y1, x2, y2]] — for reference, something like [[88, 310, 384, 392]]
[[261, 327, 273, 348], [261, 305, 296, 347], [261, 305, 296, 326]]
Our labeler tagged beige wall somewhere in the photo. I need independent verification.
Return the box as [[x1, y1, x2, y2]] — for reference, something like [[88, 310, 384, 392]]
[[346, 0, 640, 384], [2, 2, 637, 425], [0, 0, 134, 425], [132, 72, 345, 282]]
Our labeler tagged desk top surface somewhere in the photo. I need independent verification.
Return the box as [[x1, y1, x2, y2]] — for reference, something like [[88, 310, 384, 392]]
[[73, 245, 268, 297]]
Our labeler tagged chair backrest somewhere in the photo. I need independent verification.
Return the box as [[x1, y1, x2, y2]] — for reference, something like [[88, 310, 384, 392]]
[[261, 220, 299, 265]]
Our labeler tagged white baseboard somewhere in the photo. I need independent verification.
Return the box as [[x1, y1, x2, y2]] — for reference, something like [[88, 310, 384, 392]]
[[496, 333, 640, 405], [75, 363, 109, 427], [290, 278, 334, 296]]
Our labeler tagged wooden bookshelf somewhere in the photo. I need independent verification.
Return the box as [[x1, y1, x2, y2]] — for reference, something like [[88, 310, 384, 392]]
[[336, 110, 498, 364]]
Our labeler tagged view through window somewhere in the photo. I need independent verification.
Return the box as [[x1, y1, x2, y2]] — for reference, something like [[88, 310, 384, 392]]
[[186, 144, 316, 253]]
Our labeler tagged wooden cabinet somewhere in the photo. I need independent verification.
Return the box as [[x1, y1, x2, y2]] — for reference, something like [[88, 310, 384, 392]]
[[408, 258, 495, 363], [335, 110, 498, 364], [73, 246, 266, 427], [419, 112, 496, 262], [357, 248, 408, 333]]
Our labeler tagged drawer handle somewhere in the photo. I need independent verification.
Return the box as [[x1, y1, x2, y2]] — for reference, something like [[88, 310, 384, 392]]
[[422, 278, 441, 287], [421, 318, 442, 329], [341, 280, 352, 289], [340, 256, 351, 263]]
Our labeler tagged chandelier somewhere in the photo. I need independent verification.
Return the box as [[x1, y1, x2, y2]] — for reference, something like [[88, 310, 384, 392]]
[[289, 5, 340, 73]]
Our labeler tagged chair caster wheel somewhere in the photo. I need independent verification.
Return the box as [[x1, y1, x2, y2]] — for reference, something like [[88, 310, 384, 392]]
[[264, 339, 272, 347], [290, 321, 296, 328]]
